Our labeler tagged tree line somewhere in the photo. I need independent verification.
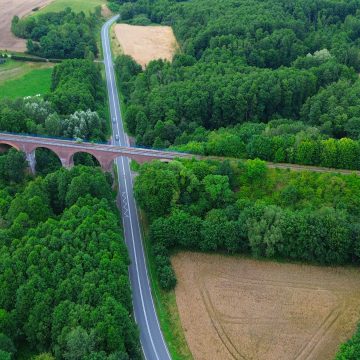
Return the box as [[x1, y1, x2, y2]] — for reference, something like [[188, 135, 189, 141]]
[[173, 119, 360, 171], [336, 325, 360, 359], [11, 7, 100, 59]]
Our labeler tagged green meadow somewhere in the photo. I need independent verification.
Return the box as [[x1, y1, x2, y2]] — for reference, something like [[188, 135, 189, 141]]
[[0, 61, 53, 99], [34, 0, 106, 15]]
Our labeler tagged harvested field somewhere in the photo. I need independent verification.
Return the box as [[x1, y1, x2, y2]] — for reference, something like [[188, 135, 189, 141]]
[[0, 0, 54, 52], [114, 24, 178, 68], [172, 252, 360, 360]]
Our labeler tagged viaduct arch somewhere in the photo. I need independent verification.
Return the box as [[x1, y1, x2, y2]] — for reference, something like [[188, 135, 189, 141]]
[[0, 133, 193, 174]]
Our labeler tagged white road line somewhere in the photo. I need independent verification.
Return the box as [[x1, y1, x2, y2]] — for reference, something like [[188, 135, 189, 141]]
[[103, 18, 162, 360], [131, 175, 173, 360]]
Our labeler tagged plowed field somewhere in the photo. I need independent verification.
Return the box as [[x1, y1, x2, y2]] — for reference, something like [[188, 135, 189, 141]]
[[172, 252, 360, 360], [0, 0, 54, 51]]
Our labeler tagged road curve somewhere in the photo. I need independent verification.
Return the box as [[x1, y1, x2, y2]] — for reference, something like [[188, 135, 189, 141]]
[[101, 16, 172, 360]]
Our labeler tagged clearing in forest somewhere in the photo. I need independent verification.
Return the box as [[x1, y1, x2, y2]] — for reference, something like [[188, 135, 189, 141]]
[[114, 24, 178, 68], [0, 0, 54, 52], [172, 252, 360, 360]]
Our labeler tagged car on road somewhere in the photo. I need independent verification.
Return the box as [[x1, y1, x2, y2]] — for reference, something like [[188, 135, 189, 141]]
[[112, 117, 116, 123], [115, 134, 119, 141]]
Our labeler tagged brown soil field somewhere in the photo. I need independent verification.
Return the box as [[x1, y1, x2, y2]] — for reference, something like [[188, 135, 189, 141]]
[[114, 24, 178, 68], [0, 0, 54, 52], [172, 252, 360, 360]]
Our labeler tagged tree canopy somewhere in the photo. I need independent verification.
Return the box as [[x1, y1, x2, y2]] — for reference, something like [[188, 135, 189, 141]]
[[113, 0, 360, 172], [0, 166, 141, 359], [11, 8, 100, 59]]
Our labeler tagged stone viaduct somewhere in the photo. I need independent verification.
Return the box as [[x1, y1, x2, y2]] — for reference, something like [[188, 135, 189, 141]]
[[0, 133, 193, 173]]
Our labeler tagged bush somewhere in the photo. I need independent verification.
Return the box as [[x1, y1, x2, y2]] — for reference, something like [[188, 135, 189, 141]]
[[11, 55, 46, 62], [158, 265, 177, 290]]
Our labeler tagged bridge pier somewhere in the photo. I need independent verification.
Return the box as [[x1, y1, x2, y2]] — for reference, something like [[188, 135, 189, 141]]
[[61, 156, 74, 169], [26, 150, 36, 174], [100, 157, 114, 173]]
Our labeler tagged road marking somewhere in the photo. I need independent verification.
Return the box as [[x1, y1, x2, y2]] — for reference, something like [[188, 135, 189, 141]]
[[103, 17, 165, 360]]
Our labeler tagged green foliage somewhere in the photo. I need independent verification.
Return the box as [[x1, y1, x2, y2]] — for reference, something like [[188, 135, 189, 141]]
[[114, 0, 360, 154], [0, 166, 140, 359], [114, 55, 142, 101], [0, 334, 15, 357], [134, 162, 179, 219], [202, 174, 233, 207], [135, 159, 360, 291], [0, 350, 11, 360], [335, 325, 360, 359], [12, 8, 100, 59], [175, 119, 360, 171], [244, 159, 268, 183], [32, 354, 55, 360], [49, 59, 106, 119], [158, 265, 177, 291], [64, 327, 94, 360], [35, 148, 62, 176]]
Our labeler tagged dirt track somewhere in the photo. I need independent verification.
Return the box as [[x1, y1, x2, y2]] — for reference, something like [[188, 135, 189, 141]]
[[172, 252, 360, 360], [0, 0, 54, 52], [114, 24, 178, 68]]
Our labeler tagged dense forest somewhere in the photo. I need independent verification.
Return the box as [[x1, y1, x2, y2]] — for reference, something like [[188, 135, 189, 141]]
[[114, 0, 360, 170], [0, 165, 141, 359], [11, 8, 100, 59]]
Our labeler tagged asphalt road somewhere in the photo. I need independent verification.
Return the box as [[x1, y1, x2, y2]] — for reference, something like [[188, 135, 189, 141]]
[[101, 16, 171, 360]]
